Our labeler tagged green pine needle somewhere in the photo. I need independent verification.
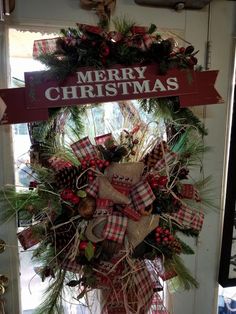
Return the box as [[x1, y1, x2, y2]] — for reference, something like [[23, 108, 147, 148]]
[[176, 237, 195, 255], [165, 255, 199, 291], [113, 16, 135, 35], [34, 269, 66, 314]]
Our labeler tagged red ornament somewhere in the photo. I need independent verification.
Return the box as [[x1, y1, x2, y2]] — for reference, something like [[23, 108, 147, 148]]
[[100, 43, 110, 57]]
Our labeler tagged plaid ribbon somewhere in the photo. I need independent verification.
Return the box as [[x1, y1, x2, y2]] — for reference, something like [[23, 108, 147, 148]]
[[154, 151, 178, 172], [17, 227, 41, 250], [101, 260, 155, 314], [180, 184, 201, 202], [95, 198, 113, 216], [171, 205, 204, 232], [149, 294, 169, 314], [132, 260, 154, 312], [33, 38, 58, 58], [48, 156, 72, 171], [71, 136, 97, 160], [86, 178, 99, 198], [122, 204, 142, 221], [103, 212, 128, 243], [152, 258, 176, 282], [60, 259, 81, 273], [130, 180, 156, 213], [94, 133, 113, 145]]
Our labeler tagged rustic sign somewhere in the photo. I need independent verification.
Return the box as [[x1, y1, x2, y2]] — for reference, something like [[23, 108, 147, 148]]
[[0, 63, 222, 125], [24, 64, 222, 109]]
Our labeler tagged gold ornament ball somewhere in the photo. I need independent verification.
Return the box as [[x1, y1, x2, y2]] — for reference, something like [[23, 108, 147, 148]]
[[78, 196, 96, 219]]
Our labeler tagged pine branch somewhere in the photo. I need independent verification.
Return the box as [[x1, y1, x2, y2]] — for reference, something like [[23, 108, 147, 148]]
[[176, 237, 195, 255], [113, 16, 135, 35], [165, 255, 199, 290], [139, 97, 207, 137], [34, 269, 66, 314], [171, 129, 209, 167]]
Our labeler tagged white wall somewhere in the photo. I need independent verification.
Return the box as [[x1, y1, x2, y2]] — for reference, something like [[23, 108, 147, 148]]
[[3, 1, 236, 313]]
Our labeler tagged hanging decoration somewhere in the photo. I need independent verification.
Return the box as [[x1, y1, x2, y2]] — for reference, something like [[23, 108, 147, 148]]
[[80, 0, 116, 27], [0, 18, 220, 314]]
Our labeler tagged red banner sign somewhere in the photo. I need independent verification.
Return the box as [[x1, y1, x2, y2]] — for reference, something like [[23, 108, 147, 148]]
[[0, 63, 222, 125], [24, 64, 222, 109], [0, 88, 48, 125]]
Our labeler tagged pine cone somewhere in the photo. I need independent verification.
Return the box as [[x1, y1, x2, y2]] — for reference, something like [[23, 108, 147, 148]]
[[52, 224, 77, 257], [55, 165, 87, 190]]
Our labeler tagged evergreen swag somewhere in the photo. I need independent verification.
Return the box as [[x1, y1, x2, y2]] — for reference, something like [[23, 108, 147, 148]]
[[0, 19, 213, 314], [36, 17, 199, 80]]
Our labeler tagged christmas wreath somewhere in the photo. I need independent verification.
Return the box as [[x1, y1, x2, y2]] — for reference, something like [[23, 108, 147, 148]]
[[0, 19, 215, 314]]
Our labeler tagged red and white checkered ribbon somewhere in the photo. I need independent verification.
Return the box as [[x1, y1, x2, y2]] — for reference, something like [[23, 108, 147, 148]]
[[154, 151, 178, 171], [17, 227, 41, 250], [86, 178, 99, 198], [180, 184, 201, 202], [48, 156, 72, 171], [171, 205, 204, 232], [130, 180, 156, 213], [71, 136, 97, 160], [94, 133, 113, 145], [33, 38, 59, 58], [132, 260, 154, 312], [103, 212, 128, 243], [148, 294, 169, 314]]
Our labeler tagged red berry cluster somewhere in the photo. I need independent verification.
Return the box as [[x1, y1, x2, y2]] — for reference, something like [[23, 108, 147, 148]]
[[148, 174, 168, 189], [60, 189, 80, 205], [80, 157, 110, 182], [155, 227, 182, 254]]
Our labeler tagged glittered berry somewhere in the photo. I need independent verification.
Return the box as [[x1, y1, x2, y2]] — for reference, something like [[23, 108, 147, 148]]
[[157, 176, 168, 186], [104, 161, 110, 167], [61, 189, 74, 201], [79, 241, 88, 250], [88, 176, 94, 182], [70, 195, 80, 205], [90, 159, 96, 166]]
